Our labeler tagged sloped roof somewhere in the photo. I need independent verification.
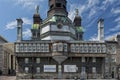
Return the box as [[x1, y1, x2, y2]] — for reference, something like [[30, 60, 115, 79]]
[[0, 35, 8, 43]]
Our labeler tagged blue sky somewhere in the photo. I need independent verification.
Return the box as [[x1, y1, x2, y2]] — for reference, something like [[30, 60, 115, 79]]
[[0, 0, 120, 42]]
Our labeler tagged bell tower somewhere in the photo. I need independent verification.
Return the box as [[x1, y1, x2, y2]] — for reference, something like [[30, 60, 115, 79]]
[[41, 0, 76, 40], [47, 0, 68, 17]]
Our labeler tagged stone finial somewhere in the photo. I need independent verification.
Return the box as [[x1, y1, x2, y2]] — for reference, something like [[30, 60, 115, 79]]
[[75, 9, 79, 16], [35, 5, 39, 14]]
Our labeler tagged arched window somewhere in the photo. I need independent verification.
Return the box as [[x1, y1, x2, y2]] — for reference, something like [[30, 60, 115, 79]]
[[41, 44, 44, 52], [53, 43, 57, 52], [32, 44, 36, 52], [93, 44, 97, 53], [28, 44, 32, 52], [58, 43, 63, 51], [20, 44, 23, 52], [64, 43, 67, 52], [75, 44, 79, 53], [45, 44, 49, 52], [37, 44, 41, 52], [88, 44, 92, 53], [24, 44, 27, 52], [97, 44, 101, 53], [84, 44, 88, 53], [101, 44, 106, 53]]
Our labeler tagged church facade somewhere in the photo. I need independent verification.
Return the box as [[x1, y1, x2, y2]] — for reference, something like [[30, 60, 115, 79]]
[[15, 0, 120, 79]]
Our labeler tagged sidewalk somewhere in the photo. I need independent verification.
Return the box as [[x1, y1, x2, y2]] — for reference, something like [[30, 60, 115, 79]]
[[0, 76, 16, 80]]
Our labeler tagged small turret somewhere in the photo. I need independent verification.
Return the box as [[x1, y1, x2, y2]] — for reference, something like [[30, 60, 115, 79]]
[[73, 9, 84, 40], [47, 0, 68, 17], [33, 5, 42, 24], [98, 18, 104, 41], [74, 9, 82, 26], [16, 18, 23, 42], [31, 5, 42, 40]]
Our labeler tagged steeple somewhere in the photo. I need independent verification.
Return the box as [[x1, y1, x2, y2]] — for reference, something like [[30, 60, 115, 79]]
[[47, 0, 68, 17], [16, 18, 23, 42], [31, 5, 42, 40], [74, 9, 82, 26], [33, 5, 42, 24], [73, 9, 84, 40]]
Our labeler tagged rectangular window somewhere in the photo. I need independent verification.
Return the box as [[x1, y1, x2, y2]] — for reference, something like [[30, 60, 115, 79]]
[[75, 45, 79, 53], [36, 67, 40, 73], [64, 43, 67, 52], [79, 45, 83, 53], [25, 67, 29, 73], [92, 67, 96, 73], [25, 58, 29, 63], [37, 44, 41, 52], [45, 44, 49, 52], [36, 58, 40, 63], [32, 44, 36, 52], [58, 43, 63, 51], [71, 44, 75, 52], [53, 44, 57, 52], [82, 57, 85, 62], [92, 57, 96, 62]]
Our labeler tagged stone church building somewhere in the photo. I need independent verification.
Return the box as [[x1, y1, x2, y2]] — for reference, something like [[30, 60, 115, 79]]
[[14, 0, 120, 79]]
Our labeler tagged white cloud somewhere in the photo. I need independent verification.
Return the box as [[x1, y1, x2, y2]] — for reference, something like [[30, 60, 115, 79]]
[[105, 32, 120, 40], [109, 22, 120, 32], [68, 0, 99, 21], [5, 17, 32, 30], [109, 16, 120, 32], [88, 8, 96, 18], [6, 20, 17, 30], [101, 0, 118, 11], [115, 17, 120, 22], [22, 18, 32, 25], [87, 0, 99, 8], [23, 28, 31, 38], [103, 0, 117, 5], [89, 34, 98, 41], [15, 0, 44, 9], [111, 8, 120, 14]]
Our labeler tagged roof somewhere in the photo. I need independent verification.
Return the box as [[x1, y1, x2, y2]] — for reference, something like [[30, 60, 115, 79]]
[[0, 35, 8, 43]]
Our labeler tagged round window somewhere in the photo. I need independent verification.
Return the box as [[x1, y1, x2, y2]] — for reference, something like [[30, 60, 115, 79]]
[[57, 24, 62, 29]]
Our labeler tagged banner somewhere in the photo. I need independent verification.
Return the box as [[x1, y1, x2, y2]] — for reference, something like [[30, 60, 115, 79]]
[[44, 65, 56, 72]]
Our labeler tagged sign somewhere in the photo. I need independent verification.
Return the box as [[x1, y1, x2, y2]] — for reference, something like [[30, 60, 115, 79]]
[[44, 65, 56, 72], [64, 65, 77, 72]]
